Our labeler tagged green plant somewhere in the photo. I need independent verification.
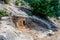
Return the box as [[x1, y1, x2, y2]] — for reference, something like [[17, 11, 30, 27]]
[[0, 9, 8, 19], [23, 0, 59, 18], [15, 0, 22, 6], [15, 0, 29, 7], [4, 0, 10, 4]]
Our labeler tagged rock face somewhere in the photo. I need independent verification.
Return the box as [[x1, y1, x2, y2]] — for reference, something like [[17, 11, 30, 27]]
[[0, 35, 7, 40], [0, 20, 33, 40], [0, 16, 55, 40]]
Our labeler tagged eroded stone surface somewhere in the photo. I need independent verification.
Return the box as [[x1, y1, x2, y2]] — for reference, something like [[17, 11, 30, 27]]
[[0, 21, 33, 40]]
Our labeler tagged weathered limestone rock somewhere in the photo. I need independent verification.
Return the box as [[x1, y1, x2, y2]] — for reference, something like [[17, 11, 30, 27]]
[[0, 21, 33, 40]]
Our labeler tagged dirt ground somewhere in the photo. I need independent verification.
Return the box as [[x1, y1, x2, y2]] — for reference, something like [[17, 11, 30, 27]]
[[1, 18, 60, 40], [16, 19, 60, 40], [16, 27, 56, 40], [41, 28, 60, 40], [16, 23, 41, 40], [41, 19, 60, 40]]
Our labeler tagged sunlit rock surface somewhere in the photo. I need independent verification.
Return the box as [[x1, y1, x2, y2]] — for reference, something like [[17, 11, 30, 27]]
[[0, 21, 33, 40]]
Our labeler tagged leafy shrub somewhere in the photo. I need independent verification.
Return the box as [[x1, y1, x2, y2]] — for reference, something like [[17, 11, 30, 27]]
[[23, 0, 60, 18], [15, 0, 29, 7], [0, 9, 8, 19], [15, 0, 22, 6], [15, 0, 20, 5], [4, 0, 10, 4]]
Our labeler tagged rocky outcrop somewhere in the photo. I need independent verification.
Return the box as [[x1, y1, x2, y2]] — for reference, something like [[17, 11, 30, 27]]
[[0, 20, 33, 40]]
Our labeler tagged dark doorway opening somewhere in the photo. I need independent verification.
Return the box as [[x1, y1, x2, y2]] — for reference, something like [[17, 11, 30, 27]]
[[23, 21, 25, 25]]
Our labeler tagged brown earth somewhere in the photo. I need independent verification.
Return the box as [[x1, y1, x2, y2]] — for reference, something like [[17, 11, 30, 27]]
[[16, 22, 41, 40], [40, 19, 60, 40], [16, 18, 60, 40], [41, 28, 60, 40]]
